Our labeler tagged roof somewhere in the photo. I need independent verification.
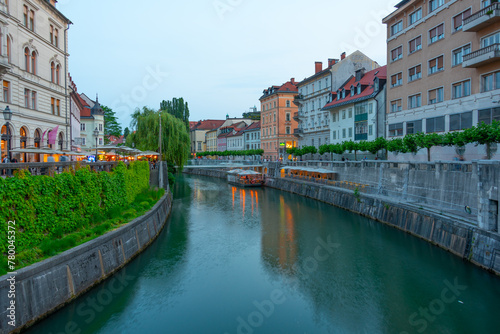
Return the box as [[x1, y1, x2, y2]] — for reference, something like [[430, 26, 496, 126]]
[[72, 92, 92, 117], [242, 121, 261, 132], [191, 120, 225, 131], [108, 135, 125, 144], [322, 66, 387, 111], [260, 80, 298, 100], [44, 0, 72, 24]]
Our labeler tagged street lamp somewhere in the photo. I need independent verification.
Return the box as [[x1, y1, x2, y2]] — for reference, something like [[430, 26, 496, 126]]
[[3, 106, 12, 162], [93, 127, 99, 162]]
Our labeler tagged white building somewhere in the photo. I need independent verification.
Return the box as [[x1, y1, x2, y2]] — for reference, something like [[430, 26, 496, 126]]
[[79, 93, 104, 152], [323, 66, 387, 146], [0, 0, 71, 162], [68, 74, 81, 152], [226, 128, 245, 151], [242, 121, 261, 150]]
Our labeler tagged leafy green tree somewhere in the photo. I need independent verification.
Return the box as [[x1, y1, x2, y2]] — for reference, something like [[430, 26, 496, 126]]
[[102, 105, 122, 143], [386, 138, 404, 155], [343, 140, 360, 160], [403, 134, 419, 154], [160, 98, 190, 131], [126, 107, 190, 168], [123, 127, 130, 139], [415, 132, 442, 161]]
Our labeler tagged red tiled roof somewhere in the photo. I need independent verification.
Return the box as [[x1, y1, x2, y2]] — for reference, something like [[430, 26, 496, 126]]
[[243, 121, 261, 132], [260, 80, 298, 100], [192, 119, 225, 131], [108, 135, 125, 144], [73, 92, 92, 117], [322, 66, 387, 110]]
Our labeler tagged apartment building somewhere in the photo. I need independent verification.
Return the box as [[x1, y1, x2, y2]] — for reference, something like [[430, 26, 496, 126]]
[[260, 79, 298, 161], [190, 119, 225, 155], [383, 0, 500, 160], [294, 51, 379, 154], [242, 121, 261, 150], [0, 0, 71, 161], [323, 66, 387, 145]]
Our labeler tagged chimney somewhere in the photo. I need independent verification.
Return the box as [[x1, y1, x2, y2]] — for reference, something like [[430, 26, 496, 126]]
[[315, 62, 323, 74], [355, 68, 366, 82], [341, 52, 346, 60], [290, 78, 296, 85], [328, 58, 338, 67]]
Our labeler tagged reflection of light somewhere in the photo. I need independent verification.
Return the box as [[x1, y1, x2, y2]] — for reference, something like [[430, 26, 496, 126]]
[[255, 191, 259, 206], [242, 189, 246, 217], [232, 187, 236, 208]]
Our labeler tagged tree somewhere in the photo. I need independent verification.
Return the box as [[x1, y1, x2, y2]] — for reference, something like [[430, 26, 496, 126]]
[[160, 98, 190, 131], [123, 127, 130, 139], [102, 105, 122, 143], [126, 107, 190, 169], [415, 132, 442, 161]]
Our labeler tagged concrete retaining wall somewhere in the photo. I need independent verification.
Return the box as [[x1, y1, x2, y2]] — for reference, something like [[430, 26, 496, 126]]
[[0, 191, 173, 334], [266, 177, 500, 276]]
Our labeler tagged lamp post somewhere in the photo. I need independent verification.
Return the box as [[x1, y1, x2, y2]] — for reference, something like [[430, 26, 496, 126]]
[[3, 106, 12, 162], [93, 127, 99, 162]]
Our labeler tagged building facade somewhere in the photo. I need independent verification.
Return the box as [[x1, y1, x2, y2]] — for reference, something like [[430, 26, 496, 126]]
[[260, 79, 298, 161], [323, 66, 387, 146], [226, 129, 244, 151], [242, 121, 261, 150], [189, 119, 225, 156], [205, 128, 218, 152], [383, 0, 500, 160], [294, 51, 379, 154], [79, 94, 104, 152], [0, 0, 71, 162]]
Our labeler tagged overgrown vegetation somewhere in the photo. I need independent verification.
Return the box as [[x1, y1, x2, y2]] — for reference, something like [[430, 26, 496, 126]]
[[0, 161, 164, 275]]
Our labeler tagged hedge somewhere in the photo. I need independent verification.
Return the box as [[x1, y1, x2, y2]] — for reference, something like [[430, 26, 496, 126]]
[[0, 161, 150, 255]]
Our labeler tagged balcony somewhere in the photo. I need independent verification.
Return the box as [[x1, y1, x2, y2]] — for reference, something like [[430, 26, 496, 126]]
[[293, 112, 305, 122], [463, 3, 500, 32], [463, 43, 500, 68], [293, 128, 304, 138], [293, 94, 304, 106], [355, 133, 368, 141], [354, 113, 368, 122]]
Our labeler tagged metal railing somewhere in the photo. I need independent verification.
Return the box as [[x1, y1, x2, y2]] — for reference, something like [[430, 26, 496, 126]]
[[0, 161, 119, 177], [464, 2, 500, 25]]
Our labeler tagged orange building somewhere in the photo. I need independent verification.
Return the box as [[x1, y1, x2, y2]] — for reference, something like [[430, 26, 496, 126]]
[[259, 79, 299, 161]]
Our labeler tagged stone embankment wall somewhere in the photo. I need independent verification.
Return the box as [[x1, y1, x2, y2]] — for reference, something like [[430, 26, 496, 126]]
[[183, 167, 228, 179], [266, 177, 500, 276], [0, 191, 173, 334]]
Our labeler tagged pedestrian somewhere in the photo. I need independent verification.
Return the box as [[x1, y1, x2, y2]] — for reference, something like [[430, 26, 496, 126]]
[[11, 157, 17, 163], [341, 156, 345, 161], [47, 154, 55, 163]]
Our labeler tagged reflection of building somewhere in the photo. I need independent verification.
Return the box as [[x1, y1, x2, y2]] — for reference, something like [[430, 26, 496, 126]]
[[260, 79, 298, 161], [0, 0, 71, 161], [383, 0, 500, 160], [323, 66, 387, 144]]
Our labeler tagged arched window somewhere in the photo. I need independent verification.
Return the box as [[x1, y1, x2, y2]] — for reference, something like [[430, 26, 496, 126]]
[[7, 37, 11, 63], [31, 51, 36, 74], [51, 62, 55, 83], [24, 47, 30, 72], [56, 64, 60, 85], [20, 127, 27, 163], [34, 129, 41, 162]]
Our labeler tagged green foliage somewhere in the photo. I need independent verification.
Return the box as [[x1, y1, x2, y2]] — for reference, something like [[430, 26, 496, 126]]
[[160, 97, 190, 132], [0, 161, 150, 262], [196, 149, 264, 157], [127, 107, 190, 169], [102, 105, 123, 143], [123, 127, 130, 139]]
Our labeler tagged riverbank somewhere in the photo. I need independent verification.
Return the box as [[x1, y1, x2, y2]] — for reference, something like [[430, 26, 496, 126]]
[[0, 189, 173, 334], [183, 165, 500, 276]]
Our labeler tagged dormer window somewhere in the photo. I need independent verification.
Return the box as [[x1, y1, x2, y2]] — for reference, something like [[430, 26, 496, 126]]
[[342, 89, 345, 99], [337, 91, 340, 100], [374, 78, 379, 92], [357, 83, 361, 95], [350, 86, 355, 96]]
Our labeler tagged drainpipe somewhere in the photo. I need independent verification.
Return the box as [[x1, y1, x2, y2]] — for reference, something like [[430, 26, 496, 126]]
[[64, 22, 72, 150]]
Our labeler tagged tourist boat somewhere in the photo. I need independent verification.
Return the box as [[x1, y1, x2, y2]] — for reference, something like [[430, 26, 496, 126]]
[[227, 169, 265, 187]]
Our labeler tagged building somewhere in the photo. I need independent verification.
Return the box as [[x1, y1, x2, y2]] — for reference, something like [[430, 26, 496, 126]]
[[322, 66, 387, 146], [205, 128, 218, 152], [383, 0, 500, 160], [294, 52, 380, 154], [226, 128, 245, 151], [242, 121, 261, 150], [242, 106, 261, 120], [260, 78, 298, 161], [190, 119, 225, 155], [216, 121, 248, 152], [68, 74, 82, 152], [0, 0, 71, 162], [79, 94, 104, 152]]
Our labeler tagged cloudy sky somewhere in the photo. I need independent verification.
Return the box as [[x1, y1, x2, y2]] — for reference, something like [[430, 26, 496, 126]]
[[58, 0, 398, 130]]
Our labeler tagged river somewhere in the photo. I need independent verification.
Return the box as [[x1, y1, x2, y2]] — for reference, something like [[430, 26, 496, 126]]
[[25, 174, 500, 334]]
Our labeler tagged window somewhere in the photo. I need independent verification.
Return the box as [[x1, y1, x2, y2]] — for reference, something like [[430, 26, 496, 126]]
[[482, 32, 500, 48], [391, 21, 403, 36], [56, 99, 60, 116], [452, 80, 471, 99], [391, 72, 403, 87], [332, 113, 336, 122], [452, 45, 471, 66], [24, 89, 30, 108], [197, 142, 202, 150], [429, 56, 444, 74], [348, 108, 352, 118], [482, 71, 500, 92], [348, 127, 353, 138], [406, 120, 422, 134], [24, 48, 30, 72], [54, 28, 59, 47], [342, 110, 346, 119], [369, 125, 373, 136], [450, 112, 472, 131], [99, 138, 103, 146], [333, 130, 337, 140], [286, 126, 291, 135], [29, 10, 34, 31], [478, 108, 500, 124], [408, 65, 422, 82], [32, 91, 37, 110], [82, 138, 86, 146], [389, 123, 404, 137], [342, 128, 346, 138], [408, 94, 422, 109], [482, 0, 492, 8], [286, 113, 290, 121], [6, 37, 11, 63], [23, 5, 28, 27], [355, 122, 368, 135], [453, 9, 471, 32], [31, 51, 36, 74], [428, 87, 444, 104], [50, 25, 54, 44], [357, 84, 361, 95], [429, 0, 445, 13], [429, 24, 444, 44], [391, 46, 403, 62], [81, 123, 86, 131], [409, 36, 422, 54], [409, 8, 422, 25], [273, 113, 276, 122], [286, 100, 290, 107], [3, 81, 9, 102], [351, 86, 355, 96], [99, 124, 103, 132], [51, 98, 55, 114], [391, 99, 402, 113], [426, 116, 445, 133]]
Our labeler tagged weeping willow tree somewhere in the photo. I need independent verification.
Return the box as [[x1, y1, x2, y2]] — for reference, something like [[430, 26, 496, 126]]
[[127, 107, 190, 169]]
